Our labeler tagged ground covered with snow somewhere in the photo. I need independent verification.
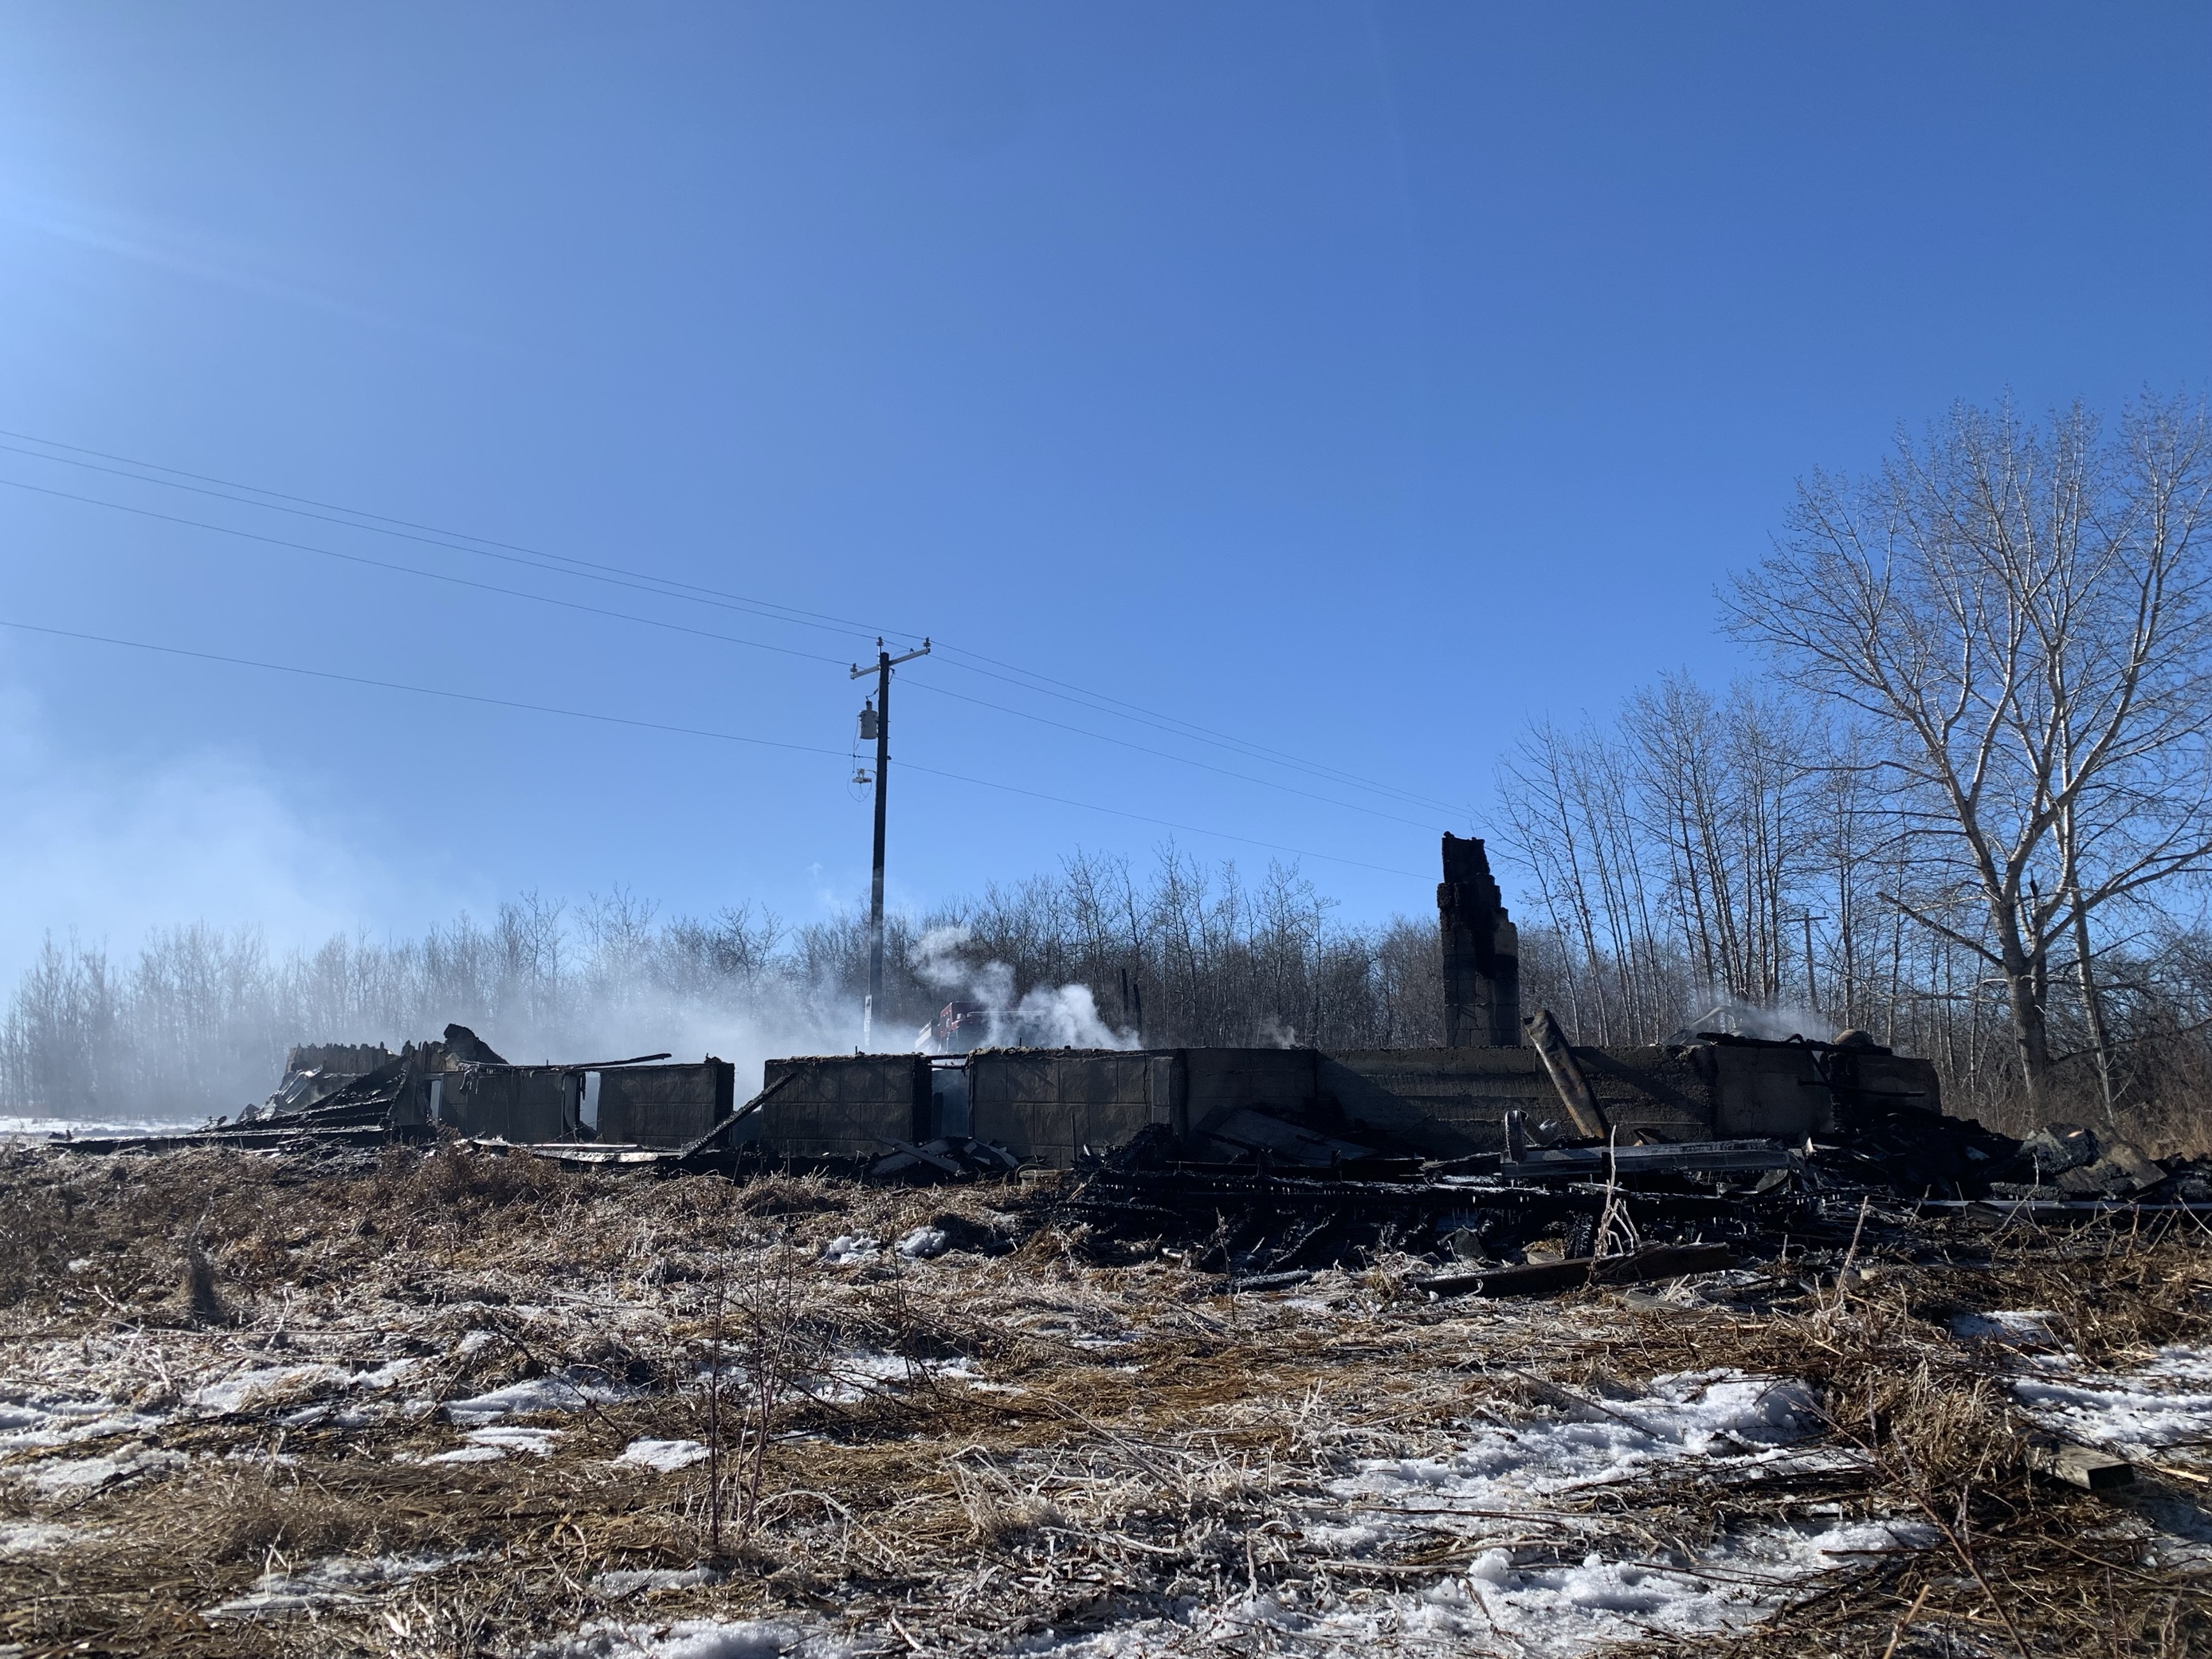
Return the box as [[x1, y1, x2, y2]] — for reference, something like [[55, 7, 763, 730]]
[[1, 1141, 2209, 1657]]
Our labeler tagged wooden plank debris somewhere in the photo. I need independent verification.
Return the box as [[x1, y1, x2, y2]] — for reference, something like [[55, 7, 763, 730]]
[[1411, 1241, 1737, 1300], [1500, 1137, 1799, 1180], [2022, 1433, 2134, 1492]]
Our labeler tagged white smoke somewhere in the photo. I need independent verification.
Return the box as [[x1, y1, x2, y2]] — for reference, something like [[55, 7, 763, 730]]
[[909, 926, 1138, 1052], [0, 673, 407, 986], [1673, 998, 1843, 1044], [473, 984, 861, 1100]]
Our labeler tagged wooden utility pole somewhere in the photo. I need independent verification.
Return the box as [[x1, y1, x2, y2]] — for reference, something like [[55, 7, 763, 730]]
[[851, 637, 930, 1047]]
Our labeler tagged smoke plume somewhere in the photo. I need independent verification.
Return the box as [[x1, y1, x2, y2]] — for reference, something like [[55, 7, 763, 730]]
[[909, 926, 1137, 1052]]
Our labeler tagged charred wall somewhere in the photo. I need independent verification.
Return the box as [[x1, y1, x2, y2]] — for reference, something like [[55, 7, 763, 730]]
[[418, 1056, 733, 1149], [741, 1036, 1939, 1169]]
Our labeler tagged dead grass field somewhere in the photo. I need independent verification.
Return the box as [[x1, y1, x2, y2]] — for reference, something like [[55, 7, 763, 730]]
[[3, 1140, 2211, 1658]]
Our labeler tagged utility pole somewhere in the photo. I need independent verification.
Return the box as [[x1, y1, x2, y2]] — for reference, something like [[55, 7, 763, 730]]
[[851, 637, 931, 1047]]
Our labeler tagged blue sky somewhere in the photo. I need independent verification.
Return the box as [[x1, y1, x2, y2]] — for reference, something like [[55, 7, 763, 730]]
[[1, 2, 2206, 971]]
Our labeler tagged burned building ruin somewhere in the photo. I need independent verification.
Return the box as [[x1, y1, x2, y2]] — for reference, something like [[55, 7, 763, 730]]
[[729, 835, 1939, 1170], [90, 835, 1937, 1176]]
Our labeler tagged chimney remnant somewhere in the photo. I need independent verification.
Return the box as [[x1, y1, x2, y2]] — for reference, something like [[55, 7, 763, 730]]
[[1439, 833, 1521, 1046]]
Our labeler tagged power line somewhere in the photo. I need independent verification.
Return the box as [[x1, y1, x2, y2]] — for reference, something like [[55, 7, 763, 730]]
[[2, 480, 1450, 831], [0, 430, 900, 644], [0, 476, 852, 669], [0, 618, 848, 759], [898, 759, 1422, 877], [901, 677, 1445, 830], [0, 427, 1473, 817], [4, 462, 1459, 819], [924, 646, 1475, 818], [0, 442, 896, 646], [0, 618, 1425, 877]]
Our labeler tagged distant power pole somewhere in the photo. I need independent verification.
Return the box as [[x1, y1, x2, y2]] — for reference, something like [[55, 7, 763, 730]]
[[851, 637, 931, 1047], [1786, 912, 1827, 1011]]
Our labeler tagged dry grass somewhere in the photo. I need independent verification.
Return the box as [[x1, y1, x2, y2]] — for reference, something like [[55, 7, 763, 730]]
[[1, 1143, 2209, 1657]]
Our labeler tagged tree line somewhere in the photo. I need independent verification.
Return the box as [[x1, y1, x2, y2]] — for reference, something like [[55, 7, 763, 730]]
[[1500, 394, 2212, 1140], [0, 851, 1445, 1125], [5, 395, 2208, 1149]]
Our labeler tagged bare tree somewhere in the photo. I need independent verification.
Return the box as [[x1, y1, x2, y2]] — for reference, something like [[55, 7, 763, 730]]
[[1495, 716, 1678, 1043], [1725, 396, 2212, 1108], [1615, 676, 1826, 1011]]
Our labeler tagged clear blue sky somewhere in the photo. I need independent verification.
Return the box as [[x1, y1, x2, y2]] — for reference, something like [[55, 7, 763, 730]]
[[2, 2, 2206, 971]]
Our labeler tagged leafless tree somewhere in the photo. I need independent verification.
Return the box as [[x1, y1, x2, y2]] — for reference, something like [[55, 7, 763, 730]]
[[1495, 716, 1678, 1043], [1621, 676, 1826, 1010], [1725, 396, 2212, 1108]]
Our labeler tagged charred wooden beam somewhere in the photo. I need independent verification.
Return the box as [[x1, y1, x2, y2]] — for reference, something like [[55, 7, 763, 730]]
[[1524, 1007, 1607, 1137], [1410, 1241, 1738, 1300]]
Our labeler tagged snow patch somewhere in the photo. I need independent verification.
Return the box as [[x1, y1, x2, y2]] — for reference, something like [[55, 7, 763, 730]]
[[203, 1551, 466, 1620], [1950, 1309, 2061, 1348], [524, 1618, 850, 1657], [819, 1234, 880, 1266], [1016, 1521, 1932, 1658], [0, 1398, 165, 1453], [347, 1357, 422, 1390], [593, 1566, 722, 1596], [429, 1426, 560, 1463], [1435, 1520, 1935, 1653], [809, 1350, 987, 1402], [190, 1364, 343, 1415], [182, 1359, 414, 1417], [1139, 1371, 1913, 1659], [445, 1373, 633, 1426], [17, 1445, 184, 1496], [2012, 1343, 2212, 1457], [896, 1227, 949, 1261], [1339, 1370, 1814, 1510], [0, 1520, 84, 1556], [618, 1438, 711, 1472]]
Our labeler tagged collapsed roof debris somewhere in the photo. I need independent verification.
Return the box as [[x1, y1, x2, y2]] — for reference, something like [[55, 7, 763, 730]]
[[61, 1026, 724, 1163]]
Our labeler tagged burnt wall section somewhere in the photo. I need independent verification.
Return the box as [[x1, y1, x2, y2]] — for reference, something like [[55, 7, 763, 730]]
[[440, 1066, 571, 1144], [1693, 1040, 1937, 1142], [598, 1061, 735, 1148], [755, 1055, 931, 1161], [423, 1057, 733, 1149], [741, 1035, 1943, 1168], [969, 1050, 1175, 1168], [1326, 1048, 1707, 1152], [1438, 834, 1521, 1047]]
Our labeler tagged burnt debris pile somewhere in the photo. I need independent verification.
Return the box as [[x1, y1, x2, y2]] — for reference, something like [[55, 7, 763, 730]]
[[1058, 1062, 2210, 1298], [63, 1025, 733, 1165]]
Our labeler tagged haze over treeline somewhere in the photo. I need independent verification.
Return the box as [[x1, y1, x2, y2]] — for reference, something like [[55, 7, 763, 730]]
[[0, 849, 1446, 1127], [9, 397, 2212, 1147]]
